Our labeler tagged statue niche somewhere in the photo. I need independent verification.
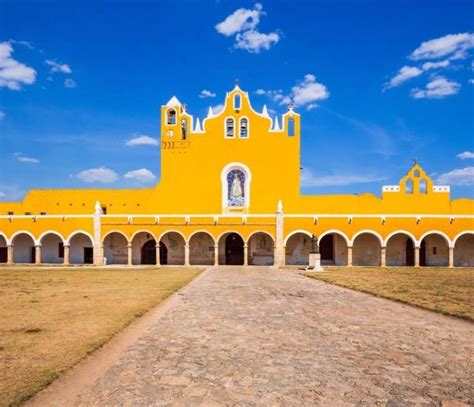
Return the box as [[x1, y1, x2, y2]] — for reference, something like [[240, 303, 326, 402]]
[[227, 169, 246, 207]]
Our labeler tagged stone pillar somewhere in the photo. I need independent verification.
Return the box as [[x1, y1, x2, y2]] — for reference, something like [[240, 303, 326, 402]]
[[381, 246, 386, 267], [184, 244, 190, 266], [275, 200, 285, 267], [214, 245, 219, 266], [93, 201, 104, 266], [127, 244, 133, 266], [7, 244, 13, 264], [244, 244, 249, 266], [414, 246, 420, 268], [347, 246, 353, 267], [448, 246, 454, 268], [63, 245, 70, 265], [155, 244, 161, 266], [35, 245, 41, 265]]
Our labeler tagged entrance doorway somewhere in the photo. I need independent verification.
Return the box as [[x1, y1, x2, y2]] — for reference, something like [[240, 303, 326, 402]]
[[406, 239, 415, 266], [83, 247, 93, 264], [320, 235, 334, 262], [140, 240, 168, 265], [420, 240, 426, 267], [141, 240, 156, 264], [225, 233, 244, 265]]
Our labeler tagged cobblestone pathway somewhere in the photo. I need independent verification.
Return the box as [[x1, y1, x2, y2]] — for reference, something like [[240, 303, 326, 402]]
[[77, 267, 473, 406]]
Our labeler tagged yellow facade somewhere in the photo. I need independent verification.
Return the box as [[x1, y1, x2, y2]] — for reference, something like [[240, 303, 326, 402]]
[[0, 85, 473, 267]]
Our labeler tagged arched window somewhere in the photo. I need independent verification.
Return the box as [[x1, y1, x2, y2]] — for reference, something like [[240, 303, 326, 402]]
[[181, 120, 187, 140], [414, 169, 420, 177], [288, 118, 295, 137], [227, 169, 246, 207], [167, 109, 176, 125], [405, 178, 413, 194], [240, 118, 248, 138], [225, 118, 235, 138], [234, 94, 241, 110], [419, 178, 427, 193]]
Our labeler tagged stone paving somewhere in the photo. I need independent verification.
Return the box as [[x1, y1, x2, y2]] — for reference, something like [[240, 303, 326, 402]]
[[77, 267, 473, 406]]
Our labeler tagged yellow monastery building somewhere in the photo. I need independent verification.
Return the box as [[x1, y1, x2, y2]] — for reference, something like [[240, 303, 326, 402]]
[[0, 85, 473, 268]]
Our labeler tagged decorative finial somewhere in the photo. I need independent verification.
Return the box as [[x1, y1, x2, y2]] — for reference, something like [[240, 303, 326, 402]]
[[287, 102, 294, 110], [236, 78, 240, 86], [277, 200, 283, 213], [182, 104, 187, 112], [413, 157, 418, 165]]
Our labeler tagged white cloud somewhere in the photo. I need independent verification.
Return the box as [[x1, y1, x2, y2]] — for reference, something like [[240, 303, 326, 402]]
[[301, 168, 385, 187], [411, 76, 460, 99], [290, 74, 329, 107], [215, 3, 280, 53], [255, 76, 329, 109], [124, 168, 156, 183], [0, 111, 5, 121], [0, 185, 25, 201], [64, 78, 77, 88], [215, 3, 263, 36], [45, 59, 72, 74], [436, 167, 474, 186], [422, 60, 450, 70], [212, 103, 225, 114], [13, 152, 39, 164], [385, 65, 423, 88], [234, 30, 280, 53], [76, 167, 118, 183], [410, 33, 474, 61], [0, 41, 36, 90], [457, 151, 474, 159], [125, 135, 159, 147], [199, 89, 216, 98], [469, 79, 474, 85], [0, 192, 6, 199]]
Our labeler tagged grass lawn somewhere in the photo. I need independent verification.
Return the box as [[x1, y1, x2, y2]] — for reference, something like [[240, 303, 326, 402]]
[[0, 266, 203, 407], [304, 267, 474, 321]]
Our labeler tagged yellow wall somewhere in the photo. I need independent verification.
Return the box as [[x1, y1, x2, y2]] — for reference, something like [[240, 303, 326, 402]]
[[0, 85, 473, 250]]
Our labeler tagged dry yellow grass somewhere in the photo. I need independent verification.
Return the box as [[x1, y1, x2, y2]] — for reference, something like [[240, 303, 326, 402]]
[[305, 267, 474, 320], [0, 266, 202, 407]]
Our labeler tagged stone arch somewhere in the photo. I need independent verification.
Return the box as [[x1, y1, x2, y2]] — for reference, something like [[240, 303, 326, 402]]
[[131, 231, 157, 265], [248, 231, 274, 266], [0, 233, 7, 263], [103, 231, 129, 265], [39, 231, 65, 264], [419, 232, 450, 267], [189, 231, 215, 265], [318, 230, 349, 266], [66, 230, 94, 246], [352, 231, 382, 266], [385, 231, 416, 266], [217, 231, 245, 265], [283, 230, 312, 246], [68, 232, 94, 264], [453, 232, 474, 267], [285, 231, 312, 266], [160, 231, 186, 265], [12, 231, 36, 263]]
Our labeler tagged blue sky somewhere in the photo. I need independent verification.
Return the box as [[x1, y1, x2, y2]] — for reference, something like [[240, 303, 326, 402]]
[[1, 0, 473, 201]]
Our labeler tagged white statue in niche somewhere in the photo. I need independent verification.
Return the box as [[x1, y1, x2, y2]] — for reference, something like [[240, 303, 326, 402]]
[[227, 170, 245, 207], [231, 174, 243, 198]]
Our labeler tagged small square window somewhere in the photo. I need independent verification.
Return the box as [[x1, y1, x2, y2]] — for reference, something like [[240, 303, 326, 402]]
[[40, 212, 46, 216], [7, 211, 13, 216], [25, 212, 31, 215]]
